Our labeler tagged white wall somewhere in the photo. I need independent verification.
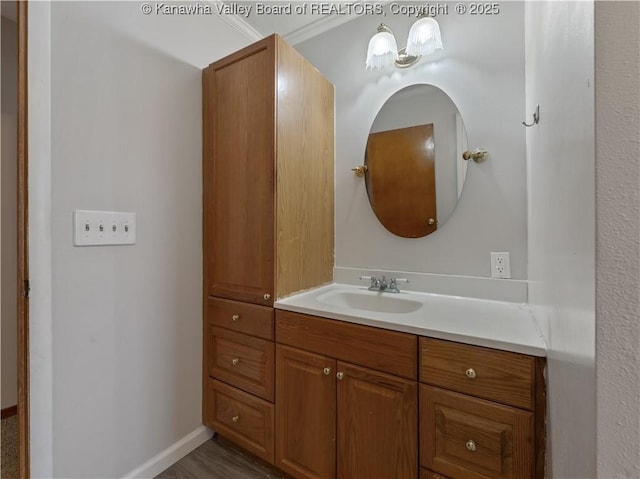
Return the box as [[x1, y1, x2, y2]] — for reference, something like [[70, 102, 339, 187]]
[[1, 15, 18, 410], [525, 2, 596, 477], [296, 3, 527, 280], [595, 2, 640, 477], [28, 2, 54, 474], [30, 2, 251, 477], [370, 85, 461, 224]]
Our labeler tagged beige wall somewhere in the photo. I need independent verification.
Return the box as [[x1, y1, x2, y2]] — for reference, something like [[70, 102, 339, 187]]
[[1, 15, 18, 410], [595, 2, 640, 476]]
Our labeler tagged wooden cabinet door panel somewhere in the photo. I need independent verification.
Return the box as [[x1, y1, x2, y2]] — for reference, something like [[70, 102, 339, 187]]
[[337, 362, 418, 479], [203, 39, 275, 306], [421, 385, 534, 479], [276, 345, 336, 479]]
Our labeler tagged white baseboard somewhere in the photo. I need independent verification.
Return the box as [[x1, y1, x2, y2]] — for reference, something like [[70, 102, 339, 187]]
[[122, 425, 214, 479]]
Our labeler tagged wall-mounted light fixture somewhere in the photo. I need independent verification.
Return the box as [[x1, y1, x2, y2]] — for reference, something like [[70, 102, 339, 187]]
[[365, 15, 443, 70]]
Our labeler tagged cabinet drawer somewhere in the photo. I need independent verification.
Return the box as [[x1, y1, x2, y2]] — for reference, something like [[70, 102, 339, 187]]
[[421, 385, 533, 479], [420, 338, 535, 410], [208, 326, 274, 401], [276, 310, 417, 379], [207, 297, 274, 340], [204, 378, 274, 463]]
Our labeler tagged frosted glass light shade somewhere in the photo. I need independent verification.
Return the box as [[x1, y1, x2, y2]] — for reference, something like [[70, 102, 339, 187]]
[[406, 17, 443, 57], [365, 29, 398, 70]]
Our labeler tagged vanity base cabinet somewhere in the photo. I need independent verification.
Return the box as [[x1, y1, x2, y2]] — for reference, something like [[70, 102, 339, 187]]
[[275, 311, 419, 479]]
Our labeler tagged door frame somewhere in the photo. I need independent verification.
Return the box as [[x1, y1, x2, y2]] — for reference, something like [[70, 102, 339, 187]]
[[17, 1, 30, 477]]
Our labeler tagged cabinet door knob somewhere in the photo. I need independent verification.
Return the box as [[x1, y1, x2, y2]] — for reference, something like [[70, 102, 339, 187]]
[[263, 293, 271, 300], [465, 368, 477, 379], [336, 371, 344, 380], [466, 440, 477, 452], [232, 415, 239, 423], [232, 358, 240, 366], [232, 314, 239, 321], [323, 367, 331, 376]]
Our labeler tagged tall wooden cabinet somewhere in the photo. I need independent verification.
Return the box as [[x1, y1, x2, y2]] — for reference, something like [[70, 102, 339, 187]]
[[203, 33, 334, 307], [202, 34, 334, 463]]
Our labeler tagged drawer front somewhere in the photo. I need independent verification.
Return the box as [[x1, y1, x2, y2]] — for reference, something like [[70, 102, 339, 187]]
[[420, 338, 535, 410], [276, 310, 417, 379], [421, 385, 534, 479], [207, 297, 274, 340], [208, 326, 274, 401], [204, 378, 274, 463]]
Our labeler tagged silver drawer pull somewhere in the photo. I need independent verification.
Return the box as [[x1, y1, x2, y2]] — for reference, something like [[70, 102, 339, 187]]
[[232, 314, 239, 321], [466, 440, 477, 452], [336, 372, 344, 380], [232, 358, 240, 366], [465, 368, 477, 379], [323, 367, 331, 376], [232, 415, 239, 423]]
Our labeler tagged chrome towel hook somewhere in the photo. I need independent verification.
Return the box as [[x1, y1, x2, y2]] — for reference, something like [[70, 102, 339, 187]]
[[523, 104, 540, 127]]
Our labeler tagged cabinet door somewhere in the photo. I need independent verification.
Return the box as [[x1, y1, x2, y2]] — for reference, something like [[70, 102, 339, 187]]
[[337, 362, 418, 479], [203, 38, 275, 305], [276, 345, 336, 479], [421, 385, 533, 479]]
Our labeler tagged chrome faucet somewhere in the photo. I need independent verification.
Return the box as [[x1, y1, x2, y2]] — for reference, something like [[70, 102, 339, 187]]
[[359, 276, 409, 293]]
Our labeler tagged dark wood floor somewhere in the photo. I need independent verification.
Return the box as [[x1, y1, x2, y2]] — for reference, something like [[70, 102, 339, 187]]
[[155, 436, 283, 479]]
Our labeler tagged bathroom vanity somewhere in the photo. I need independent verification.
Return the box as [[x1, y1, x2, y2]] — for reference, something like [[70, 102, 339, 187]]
[[203, 283, 546, 479], [202, 34, 547, 479]]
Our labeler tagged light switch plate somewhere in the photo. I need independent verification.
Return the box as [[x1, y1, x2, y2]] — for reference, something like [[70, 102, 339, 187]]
[[74, 210, 136, 246]]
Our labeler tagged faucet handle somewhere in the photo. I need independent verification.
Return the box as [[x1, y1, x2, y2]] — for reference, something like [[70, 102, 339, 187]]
[[389, 277, 409, 292], [359, 276, 379, 289]]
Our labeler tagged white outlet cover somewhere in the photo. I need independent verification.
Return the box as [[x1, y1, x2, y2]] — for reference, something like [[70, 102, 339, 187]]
[[74, 210, 136, 246], [490, 252, 511, 279]]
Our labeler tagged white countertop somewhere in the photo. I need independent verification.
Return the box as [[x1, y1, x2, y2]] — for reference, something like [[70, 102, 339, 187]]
[[274, 283, 547, 357]]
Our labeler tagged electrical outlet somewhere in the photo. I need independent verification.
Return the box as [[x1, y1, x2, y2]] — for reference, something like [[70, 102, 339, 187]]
[[491, 252, 511, 279], [74, 210, 136, 246]]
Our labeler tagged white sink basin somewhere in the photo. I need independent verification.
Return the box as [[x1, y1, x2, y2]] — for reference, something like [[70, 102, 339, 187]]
[[315, 290, 422, 314]]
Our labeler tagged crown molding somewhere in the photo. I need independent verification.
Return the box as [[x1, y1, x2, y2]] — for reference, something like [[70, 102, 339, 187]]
[[203, 0, 262, 42], [203, 0, 392, 46], [284, 10, 361, 45]]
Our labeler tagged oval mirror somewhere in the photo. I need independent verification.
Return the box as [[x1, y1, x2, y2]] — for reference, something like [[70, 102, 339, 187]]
[[365, 84, 468, 238]]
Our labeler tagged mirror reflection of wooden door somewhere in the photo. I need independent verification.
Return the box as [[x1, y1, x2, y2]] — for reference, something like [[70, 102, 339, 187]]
[[365, 124, 437, 238]]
